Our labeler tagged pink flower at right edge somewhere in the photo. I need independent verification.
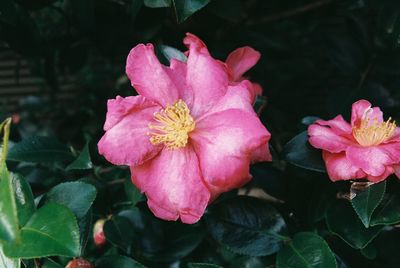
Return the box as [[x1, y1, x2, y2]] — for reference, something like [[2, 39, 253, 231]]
[[308, 99, 400, 182]]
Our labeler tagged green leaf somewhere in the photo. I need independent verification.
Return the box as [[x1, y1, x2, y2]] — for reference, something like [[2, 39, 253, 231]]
[[42, 258, 63, 268], [0, 0, 17, 25], [283, 131, 326, 173], [206, 196, 288, 256], [370, 194, 400, 226], [351, 181, 386, 228], [66, 141, 93, 170], [188, 263, 223, 268], [78, 209, 92, 255], [172, 0, 210, 23], [144, 0, 171, 8], [8, 136, 74, 164], [326, 200, 382, 249], [96, 255, 146, 268], [41, 181, 97, 219], [0, 163, 20, 242], [276, 232, 337, 268], [159, 45, 187, 63], [124, 180, 143, 206], [3, 202, 80, 258], [103, 216, 135, 252], [0, 245, 19, 268], [11, 173, 35, 226]]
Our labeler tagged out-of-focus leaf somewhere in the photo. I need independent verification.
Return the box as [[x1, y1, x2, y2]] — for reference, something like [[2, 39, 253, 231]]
[[78, 209, 92, 255], [0, 0, 17, 25], [276, 232, 337, 268], [159, 45, 187, 63], [188, 263, 223, 268], [3, 203, 80, 258], [66, 141, 93, 170], [351, 181, 386, 227], [41, 181, 97, 219], [103, 216, 135, 252], [284, 131, 326, 173], [96, 255, 146, 268], [209, 0, 243, 23], [0, 245, 19, 268], [370, 194, 400, 226], [42, 258, 63, 268], [0, 163, 20, 242], [360, 243, 377, 260], [11, 173, 35, 226], [124, 179, 144, 206], [206, 196, 288, 256], [172, 0, 210, 23], [326, 200, 382, 249], [144, 0, 171, 8], [8, 136, 74, 164]]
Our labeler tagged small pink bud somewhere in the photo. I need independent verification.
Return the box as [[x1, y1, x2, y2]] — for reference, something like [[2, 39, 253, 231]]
[[93, 218, 106, 247], [65, 258, 93, 268]]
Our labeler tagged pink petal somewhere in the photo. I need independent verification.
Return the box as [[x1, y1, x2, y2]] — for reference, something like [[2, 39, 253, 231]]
[[346, 146, 393, 177], [183, 33, 229, 117], [226, 47, 261, 81], [191, 109, 269, 196], [322, 151, 365, 181], [251, 141, 272, 163], [308, 122, 353, 153], [98, 96, 162, 166], [351, 99, 383, 127], [366, 166, 394, 183], [164, 58, 193, 107], [251, 82, 263, 97], [126, 44, 180, 107], [315, 115, 352, 135], [130, 146, 210, 224]]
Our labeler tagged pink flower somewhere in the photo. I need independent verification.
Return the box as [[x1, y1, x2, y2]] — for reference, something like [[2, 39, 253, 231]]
[[98, 33, 271, 224], [308, 99, 400, 182]]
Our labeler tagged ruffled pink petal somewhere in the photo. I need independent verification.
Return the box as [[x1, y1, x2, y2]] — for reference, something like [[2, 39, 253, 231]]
[[346, 146, 393, 177], [226, 47, 261, 81], [351, 99, 383, 127], [126, 44, 180, 107], [251, 141, 272, 163], [191, 109, 269, 196], [98, 96, 162, 166], [366, 166, 394, 183], [322, 151, 365, 181], [164, 58, 193, 107], [308, 123, 353, 153], [183, 33, 229, 117], [130, 146, 210, 224], [315, 115, 352, 135]]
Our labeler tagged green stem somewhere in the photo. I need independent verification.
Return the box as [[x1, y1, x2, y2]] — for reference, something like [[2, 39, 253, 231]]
[[0, 118, 12, 163]]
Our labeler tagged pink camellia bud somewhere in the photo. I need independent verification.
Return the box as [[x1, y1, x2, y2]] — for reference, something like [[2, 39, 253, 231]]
[[93, 218, 106, 247], [65, 258, 94, 268]]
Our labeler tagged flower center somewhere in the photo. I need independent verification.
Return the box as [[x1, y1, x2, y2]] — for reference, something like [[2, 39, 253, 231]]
[[148, 99, 195, 149], [352, 109, 396, 146]]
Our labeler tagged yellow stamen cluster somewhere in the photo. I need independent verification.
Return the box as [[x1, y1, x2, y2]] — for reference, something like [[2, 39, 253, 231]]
[[352, 110, 396, 146], [148, 100, 195, 149]]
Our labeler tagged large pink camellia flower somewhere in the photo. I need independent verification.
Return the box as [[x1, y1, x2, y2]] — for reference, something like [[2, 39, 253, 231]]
[[98, 33, 272, 224], [308, 100, 400, 182]]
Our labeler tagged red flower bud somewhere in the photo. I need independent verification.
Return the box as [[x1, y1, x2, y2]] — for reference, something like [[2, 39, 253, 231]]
[[65, 258, 93, 268], [93, 218, 107, 247]]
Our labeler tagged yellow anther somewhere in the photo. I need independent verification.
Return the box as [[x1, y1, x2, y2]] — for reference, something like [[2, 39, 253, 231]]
[[148, 100, 195, 149]]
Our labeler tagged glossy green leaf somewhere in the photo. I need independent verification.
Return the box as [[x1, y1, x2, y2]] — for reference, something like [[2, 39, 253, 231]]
[[172, 0, 210, 23], [11, 173, 35, 226], [96, 255, 146, 268], [326, 200, 382, 249], [144, 0, 171, 8], [78, 209, 92, 255], [103, 216, 135, 252], [370, 194, 400, 226], [8, 136, 74, 164], [124, 180, 143, 206], [159, 45, 187, 63], [276, 232, 337, 268], [351, 181, 386, 227], [0, 163, 20, 242], [284, 131, 326, 173], [3, 202, 80, 258], [206, 196, 288, 256], [0, 245, 19, 268], [188, 263, 223, 268], [66, 141, 93, 170], [41, 181, 97, 219]]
